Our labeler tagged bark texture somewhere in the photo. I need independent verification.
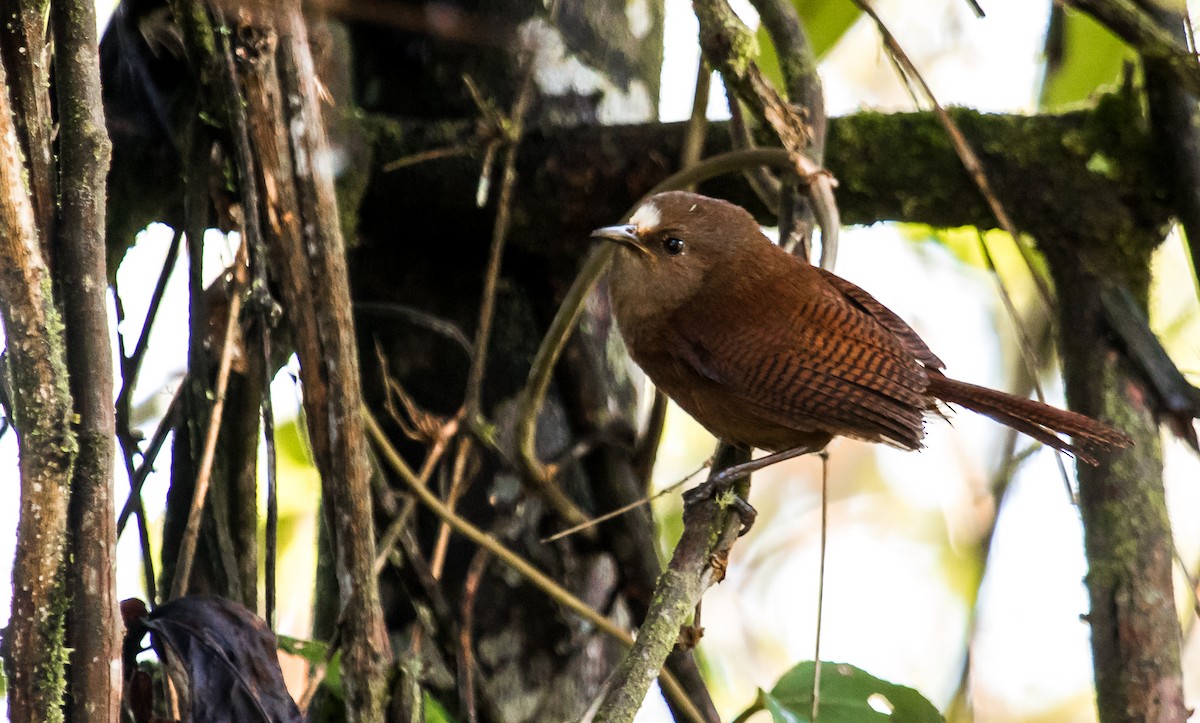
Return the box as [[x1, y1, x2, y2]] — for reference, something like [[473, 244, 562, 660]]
[[1048, 235, 1185, 720], [51, 0, 121, 719]]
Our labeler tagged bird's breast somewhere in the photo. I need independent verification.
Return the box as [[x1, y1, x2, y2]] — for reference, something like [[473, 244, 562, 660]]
[[619, 317, 830, 453]]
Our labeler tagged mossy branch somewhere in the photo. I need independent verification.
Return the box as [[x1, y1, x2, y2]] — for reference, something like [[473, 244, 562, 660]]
[[0, 50, 76, 723]]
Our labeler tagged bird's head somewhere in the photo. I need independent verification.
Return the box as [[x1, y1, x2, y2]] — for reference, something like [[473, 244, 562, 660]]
[[591, 191, 764, 316]]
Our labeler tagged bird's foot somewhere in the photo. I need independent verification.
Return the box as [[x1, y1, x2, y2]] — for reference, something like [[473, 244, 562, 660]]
[[683, 444, 823, 535], [683, 468, 758, 535]]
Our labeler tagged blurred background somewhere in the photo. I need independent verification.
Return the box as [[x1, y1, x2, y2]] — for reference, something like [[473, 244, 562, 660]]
[[1, 0, 1199, 720]]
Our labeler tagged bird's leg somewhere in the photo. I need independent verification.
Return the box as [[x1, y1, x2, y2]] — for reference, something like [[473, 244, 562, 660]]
[[683, 445, 818, 533]]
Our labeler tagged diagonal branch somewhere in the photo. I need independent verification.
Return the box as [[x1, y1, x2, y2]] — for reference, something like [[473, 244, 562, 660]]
[[1058, 0, 1200, 95], [592, 447, 746, 722], [694, 0, 839, 269], [750, 0, 836, 261]]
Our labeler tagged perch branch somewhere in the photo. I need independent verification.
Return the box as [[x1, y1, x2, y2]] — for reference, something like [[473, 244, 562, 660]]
[[592, 457, 745, 722]]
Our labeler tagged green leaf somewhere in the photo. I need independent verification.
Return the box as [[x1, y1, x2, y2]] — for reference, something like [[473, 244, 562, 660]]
[[278, 635, 342, 701], [764, 661, 944, 723], [763, 692, 806, 723], [423, 692, 455, 723], [793, 0, 862, 58], [277, 634, 327, 665], [1039, 8, 1134, 111], [757, 0, 861, 90]]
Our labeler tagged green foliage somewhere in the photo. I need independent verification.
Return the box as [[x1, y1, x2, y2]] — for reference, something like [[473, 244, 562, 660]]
[[1039, 9, 1133, 111], [902, 224, 1051, 309], [757, 0, 861, 89], [280, 635, 348, 722], [756, 661, 943, 723]]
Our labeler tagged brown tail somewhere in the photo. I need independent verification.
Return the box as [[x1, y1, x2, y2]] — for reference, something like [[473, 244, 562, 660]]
[[926, 373, 1132, 465]]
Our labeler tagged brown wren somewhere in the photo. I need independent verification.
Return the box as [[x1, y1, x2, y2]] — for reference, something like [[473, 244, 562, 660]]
[[592, 191, 1130, 499]]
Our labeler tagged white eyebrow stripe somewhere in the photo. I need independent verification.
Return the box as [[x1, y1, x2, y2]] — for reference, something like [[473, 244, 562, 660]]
[[630, 202, 661, 233]]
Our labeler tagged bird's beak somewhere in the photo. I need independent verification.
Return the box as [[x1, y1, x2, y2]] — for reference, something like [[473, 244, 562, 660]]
[[590, 224, 649, 256]]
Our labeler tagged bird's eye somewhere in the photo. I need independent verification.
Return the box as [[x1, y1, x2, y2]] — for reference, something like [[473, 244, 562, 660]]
[[663, 237, 685, 255]]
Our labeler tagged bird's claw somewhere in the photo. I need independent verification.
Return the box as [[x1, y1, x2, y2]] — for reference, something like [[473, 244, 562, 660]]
[[683, 475, 758, 535]]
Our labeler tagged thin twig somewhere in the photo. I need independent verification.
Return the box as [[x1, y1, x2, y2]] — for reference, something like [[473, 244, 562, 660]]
[[680, 59, 712, 177], [116, 392, 175, 606], [459, 548, 492, 723], [1134, 0, 1200, 300], [631, 391, 670, 491], [171, 245, 249, 599], [463, 16, 544, 420], [118, 228, 184, 411], [114, 234, 185, 606], [811, 451, 829, 720], [1173, 547, 1200, 628], [541, 461, 709, 543], [398, 525, 465, 662], [751, 0, 833, 263], [727, 96, 782, 217], [408, 433, 472, 658], [944, 436, 1042, 718], [117, 386, 185, 535], [112, 232, 181, 602], [354, 301, 474, 357], [976, 232, 1075, 502], [383, 145, 474, 172], [370, 346, 466, 572], [367, 404, 631, 639], [262, 350, 278, 626], [429, 440, 473, 578]]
